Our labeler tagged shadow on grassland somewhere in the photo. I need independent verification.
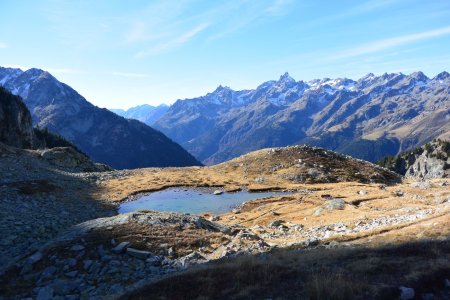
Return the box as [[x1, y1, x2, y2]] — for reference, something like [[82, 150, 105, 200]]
[[122, 239, 450, 300]]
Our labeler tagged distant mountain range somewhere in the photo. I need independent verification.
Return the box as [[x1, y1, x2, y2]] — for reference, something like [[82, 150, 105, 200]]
[[148, 71, 450, 164], [0, 67, 201, 169], [110, 104, 169, 126]]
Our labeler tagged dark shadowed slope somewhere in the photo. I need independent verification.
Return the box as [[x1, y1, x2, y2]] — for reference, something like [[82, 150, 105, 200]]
[[0, 67, 201, 169]]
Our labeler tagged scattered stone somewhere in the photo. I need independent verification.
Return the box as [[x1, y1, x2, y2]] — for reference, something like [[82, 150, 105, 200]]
[[36, 286, 54, 300], [179, 252, 205, 267], [50, 279, 78, 295], [254, 177, 265, 183], [444, 278, 450, 288], [327, 240, 340, 248], [65, 270, 78, 278], [26, 252, 43, 265], [213, 190, 223, 195], [83, 260, 93, 271], [70, 244, 85, 251], [208, 215, 220, 221], [358, 190, 368, 195], [41, 266, 57, 279], [268, 220, 285, 228], [394, 191, 405, 197], [399, 286, 415, 300], [146, 256, 162, 266], [421, 293, 434, 300], [112, 241, 131, 254], [411, 182, 432, 189], [325, 198, 345, 210], [313, 207, 324, 217], [126, 248, 151, 260]]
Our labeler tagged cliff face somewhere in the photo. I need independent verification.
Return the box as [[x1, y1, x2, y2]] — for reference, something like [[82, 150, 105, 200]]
[[0, 86, 34, 148], [378, 139, 450, 178], [404, 142, 450, 178]]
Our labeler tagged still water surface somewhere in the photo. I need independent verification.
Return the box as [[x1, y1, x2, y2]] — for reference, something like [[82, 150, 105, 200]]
[[119, 187, 292, 215]]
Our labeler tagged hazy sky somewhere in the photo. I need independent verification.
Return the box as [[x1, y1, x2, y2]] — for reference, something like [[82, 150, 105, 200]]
[[1, 0, 450, 109]]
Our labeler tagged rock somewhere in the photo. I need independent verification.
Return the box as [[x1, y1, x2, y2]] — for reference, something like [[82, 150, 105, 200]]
[[112, 241, 131, 254], [179, 252, 205, 267], [358, 190, 368, 195], [292, 224, 304, 231], [26, 252, 43, 265], [70, 244, 85, 251], [238, 232, 260, 240], [126, 248, 151, 260], [168, 247, 175, 257], [213, 190, 223, 195], [83, 260, 93, 271], [327, 240, 340, 248], [41, 266, 57, 280], [36, 286, 54, 300], [313, 207, 324, 216], [325, 198, 346, 210], [65, 270, 78, 278], [51, 279, 78, 295], [421, 293, 434, 300], [445, 278, 450, 288], [254, 177, 265, 183], [146, 256, 162, 266], [108, 283, 124, 294], [268, 220, 285, 228], [394, 191, 405, 197], [411, 181, 432, 189], [399, 286, 415, 300], [208, 215, 220, 221]]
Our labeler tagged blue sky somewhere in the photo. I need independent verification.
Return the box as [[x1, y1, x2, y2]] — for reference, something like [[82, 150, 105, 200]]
[[1, 0, 450, 109]]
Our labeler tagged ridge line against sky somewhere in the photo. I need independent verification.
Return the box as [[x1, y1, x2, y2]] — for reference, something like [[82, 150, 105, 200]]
[[1, 0, 450, 109]]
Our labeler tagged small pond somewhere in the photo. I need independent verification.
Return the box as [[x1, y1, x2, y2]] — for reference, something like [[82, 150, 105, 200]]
[[119, 187, 293, 215]]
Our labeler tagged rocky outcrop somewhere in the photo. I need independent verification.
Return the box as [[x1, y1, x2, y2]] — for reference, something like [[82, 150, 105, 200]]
[[378, 139, 450, 178], [39, 147, 112, 172], [404, 142, 450, 179], [216, 145, 402, 184], [0, 86, 34, 148]]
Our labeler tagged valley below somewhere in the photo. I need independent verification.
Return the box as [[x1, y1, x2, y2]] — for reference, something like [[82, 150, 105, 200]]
[[0, 144, 449, 299]]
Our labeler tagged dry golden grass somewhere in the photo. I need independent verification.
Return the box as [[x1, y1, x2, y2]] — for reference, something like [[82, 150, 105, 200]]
[[122, 239, 450, 300], [94, 147, 449, 248]]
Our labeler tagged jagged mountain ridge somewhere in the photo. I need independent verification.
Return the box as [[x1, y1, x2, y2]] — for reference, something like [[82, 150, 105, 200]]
[[0, 67, 201, 169], [153, 71, 450, 164], [110, 104, 169, 126]]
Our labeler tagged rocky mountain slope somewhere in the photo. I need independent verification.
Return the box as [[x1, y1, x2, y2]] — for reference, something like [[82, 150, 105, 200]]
[[0, 86, 85, 154], [378, 139, 450, 178], [110, 104, 168, 126], [0, 67, 201, 169], [0, 86, 34, 148], [1, 141, 449, 299], [153, 71, 450, 165]]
